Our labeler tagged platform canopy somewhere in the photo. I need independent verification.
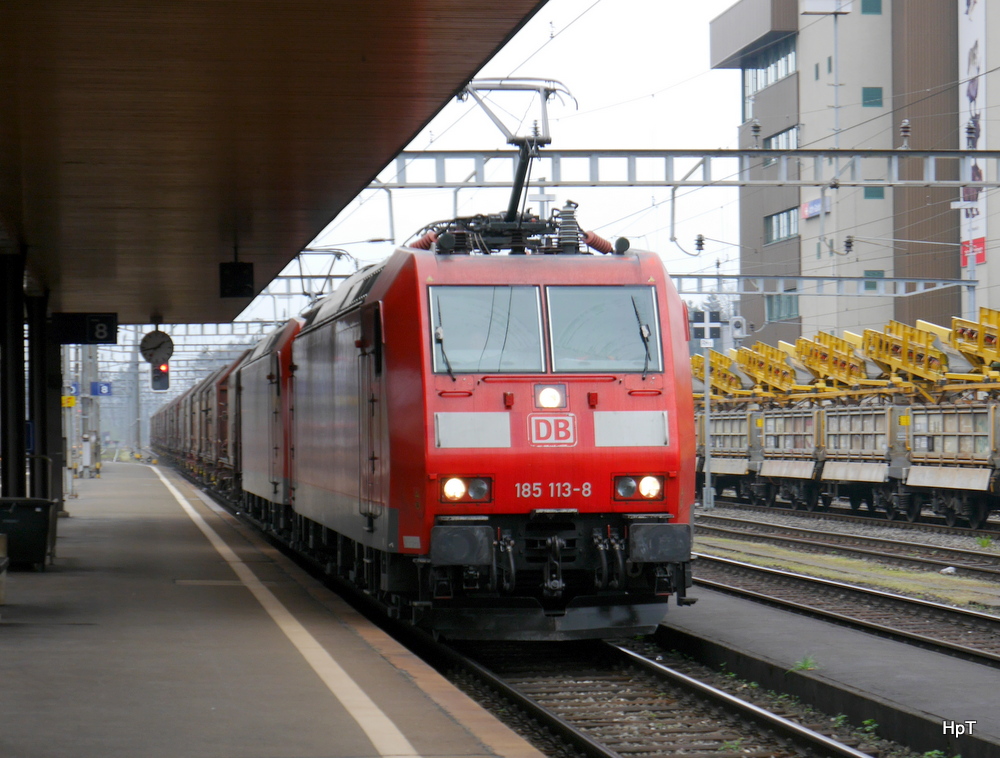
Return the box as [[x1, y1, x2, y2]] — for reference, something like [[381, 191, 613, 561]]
[[0, 1, 547, 324]]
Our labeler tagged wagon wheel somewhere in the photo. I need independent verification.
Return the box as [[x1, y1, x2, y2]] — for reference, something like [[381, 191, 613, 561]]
[[903, 498, 922, 523], [752, 482, 776, 507], [737, 480, 753, 503], [803, 488, 820, 512], [764, 483, 777, 508], [888, 492, 914, 522], [820, 493, 833, 511], [848, 493, 862, 511], [967, 500, 989, 530], [943, 495, 960, 528]]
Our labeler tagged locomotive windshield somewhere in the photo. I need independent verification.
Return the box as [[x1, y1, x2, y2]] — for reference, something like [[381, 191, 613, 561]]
[[548, 286, 663, 373], [430, 286, 544, 373]]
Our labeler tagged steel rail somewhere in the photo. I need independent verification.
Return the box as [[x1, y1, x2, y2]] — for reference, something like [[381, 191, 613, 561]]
[[188, 463, 885, 758], [710, 497, 1000, 540], [439, 637, 872, 758], [696, 516, 1000, 580], [694, 553, 1000, 668], [609, 644, 872, 758], [435, 642, 626, 758]]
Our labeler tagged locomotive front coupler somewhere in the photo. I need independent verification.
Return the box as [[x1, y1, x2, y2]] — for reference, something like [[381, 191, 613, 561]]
[[543, 535, 566, 596], [591, 527, 626, 590], [592, 530, 610, 590]]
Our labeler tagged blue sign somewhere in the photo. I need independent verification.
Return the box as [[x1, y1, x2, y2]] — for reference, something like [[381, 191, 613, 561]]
[[90, 382, 113, 396], [69, 382, 80, 396], [800, 197, 832, 219]]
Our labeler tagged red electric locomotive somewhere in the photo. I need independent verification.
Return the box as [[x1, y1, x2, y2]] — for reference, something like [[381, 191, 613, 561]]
[[238, 319, 301, 523], [153, 202, 695, 640]]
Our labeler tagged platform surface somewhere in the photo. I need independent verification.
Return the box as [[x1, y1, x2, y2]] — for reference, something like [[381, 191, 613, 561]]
[[661, 583, 1000, 752], [0, 463, 545, 758]]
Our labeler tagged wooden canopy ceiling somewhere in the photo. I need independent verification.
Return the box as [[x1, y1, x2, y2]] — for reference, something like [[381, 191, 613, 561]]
[[0, 1, 546, 324]]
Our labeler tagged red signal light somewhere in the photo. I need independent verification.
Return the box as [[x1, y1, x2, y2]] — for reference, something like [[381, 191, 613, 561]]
[[151, 361, 170, 391]]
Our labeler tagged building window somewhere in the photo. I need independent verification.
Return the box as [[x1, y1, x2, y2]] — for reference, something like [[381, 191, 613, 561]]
[[764, 208, 798, 244], [862, 87, 883, 107], [864, 270, 885, 291], [827, 56, 832, 74], [763, 127, 798, 166], [742, 36, 796, 120], [766, 293, 799, 322], [864, 186, 885, 199], [861, 0, 882, 14], [815, 62, 820, 80]]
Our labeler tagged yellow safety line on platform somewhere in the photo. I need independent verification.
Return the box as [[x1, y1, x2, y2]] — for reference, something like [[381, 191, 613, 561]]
[[151, 467, 421, 758]]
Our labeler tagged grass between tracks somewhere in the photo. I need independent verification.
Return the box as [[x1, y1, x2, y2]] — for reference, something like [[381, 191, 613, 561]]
[[694, 536, 1000, 610]]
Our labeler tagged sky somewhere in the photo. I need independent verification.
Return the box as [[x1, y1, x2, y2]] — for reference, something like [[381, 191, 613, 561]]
[[240, 0, 743, 322]]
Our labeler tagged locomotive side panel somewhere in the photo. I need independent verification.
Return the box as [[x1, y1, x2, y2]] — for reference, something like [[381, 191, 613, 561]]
[[378, 256, 433, 554], [240, 353, 282, 503], [659, 261, 696, 521], [238, 321, 300, 505], [293, 310, 395, 550]]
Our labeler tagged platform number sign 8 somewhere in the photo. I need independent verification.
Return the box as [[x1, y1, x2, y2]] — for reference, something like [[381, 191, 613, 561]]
[[85, 314, 117, 344], [53, 313, 119, 345], [90, 382, 112, 396]]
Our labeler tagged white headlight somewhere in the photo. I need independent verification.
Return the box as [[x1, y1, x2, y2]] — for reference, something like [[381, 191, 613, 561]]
[[615, 477, 638, 498], [638, 476, 662, 499], [443, 478, 467, 500], [538, 386, 562, 408], [467, 478, 490, 500]]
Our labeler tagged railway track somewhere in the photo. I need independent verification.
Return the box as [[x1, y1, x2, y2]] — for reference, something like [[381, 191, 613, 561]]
[[438, 639, 872, 758], [693, 553, 1000, 668], [711, 497, 1000, 540], [696, 513, 1000, 580], [198, 476, 927, 758]]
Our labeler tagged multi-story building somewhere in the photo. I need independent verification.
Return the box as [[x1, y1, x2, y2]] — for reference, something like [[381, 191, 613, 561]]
[[709, 0, 965, 345]]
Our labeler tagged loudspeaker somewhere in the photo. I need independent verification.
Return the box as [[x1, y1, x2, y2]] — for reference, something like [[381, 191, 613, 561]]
[[219, 262, 254, 298]]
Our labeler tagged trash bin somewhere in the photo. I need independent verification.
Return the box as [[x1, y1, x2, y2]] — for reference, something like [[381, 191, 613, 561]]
[[0, 498, 56, 570]]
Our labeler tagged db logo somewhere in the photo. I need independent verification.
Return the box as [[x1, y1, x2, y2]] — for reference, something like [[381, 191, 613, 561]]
[[529, 414, 577, 446]]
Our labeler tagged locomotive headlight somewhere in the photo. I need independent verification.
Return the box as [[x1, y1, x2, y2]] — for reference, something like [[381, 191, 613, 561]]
[[638, 476, 662, 499], [443, 478, 467, 501], [615, 476, 638, 498], [614, 475, 664, 500], [441, 476, 493, 503], [534, 384, 566, 409], [467, 478, 490, 500]]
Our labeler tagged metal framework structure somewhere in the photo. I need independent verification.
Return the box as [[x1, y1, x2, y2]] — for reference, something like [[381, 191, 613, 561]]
[[672, 274, 974, 299], [377, 148, 1000, 190], [370, 147, 986, 298], [85, 148, 995, 396]]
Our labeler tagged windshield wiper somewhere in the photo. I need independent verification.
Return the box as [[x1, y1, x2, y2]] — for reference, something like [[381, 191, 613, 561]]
[[631, 296, 652, 380], [435, 300, 456, 381]]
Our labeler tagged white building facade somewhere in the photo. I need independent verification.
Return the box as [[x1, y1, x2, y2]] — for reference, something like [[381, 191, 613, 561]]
[[711, 0, 981, 344]]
